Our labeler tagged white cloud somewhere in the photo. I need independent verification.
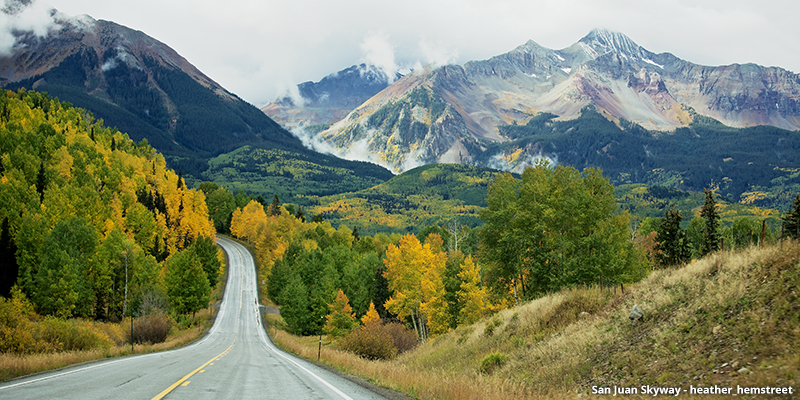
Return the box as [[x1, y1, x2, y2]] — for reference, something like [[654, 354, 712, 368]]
[[418, 38, 458, 67], [0, 0, 56, 56], [359, 31, 399, 83], [26, 0, 800, 105]]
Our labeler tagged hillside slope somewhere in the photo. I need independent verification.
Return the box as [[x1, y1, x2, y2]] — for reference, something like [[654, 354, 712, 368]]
[[276, 241, 800, 399]]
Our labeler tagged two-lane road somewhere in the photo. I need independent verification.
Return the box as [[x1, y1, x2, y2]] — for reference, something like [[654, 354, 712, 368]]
[[0, 236, 388, 399]]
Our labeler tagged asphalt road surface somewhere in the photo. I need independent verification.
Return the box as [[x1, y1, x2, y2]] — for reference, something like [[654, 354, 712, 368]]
[[0, 236, 388, 400]]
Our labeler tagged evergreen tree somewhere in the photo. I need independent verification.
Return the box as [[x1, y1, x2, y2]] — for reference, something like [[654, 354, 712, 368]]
[[782, 195, 800, 239], [269, 194, 280, 217], [35, 161, 46, 203], [295, 207, 305, 223], [0, 217, 19, 298], [700, 189, 721, 255], [655, 205, 690, 267], [279, 275, 311, 335], [177, 169, 185, 190]]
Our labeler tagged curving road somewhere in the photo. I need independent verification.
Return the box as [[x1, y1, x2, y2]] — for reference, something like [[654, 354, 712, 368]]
[[0, 236, 388, 400]]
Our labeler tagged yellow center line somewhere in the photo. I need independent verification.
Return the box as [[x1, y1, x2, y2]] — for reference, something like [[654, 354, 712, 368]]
[[151, 238, 245, 400], [149, 341, 235, 400]]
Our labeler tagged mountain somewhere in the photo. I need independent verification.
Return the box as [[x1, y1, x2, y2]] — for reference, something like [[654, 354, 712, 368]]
[[0, 11, 304, 158], [307, 29, 800, 174], [0, 7, 394, 197], [262, 63, 399, 131]]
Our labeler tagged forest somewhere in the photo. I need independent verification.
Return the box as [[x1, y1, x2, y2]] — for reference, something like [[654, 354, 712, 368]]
[[0, 89, 221, 353]]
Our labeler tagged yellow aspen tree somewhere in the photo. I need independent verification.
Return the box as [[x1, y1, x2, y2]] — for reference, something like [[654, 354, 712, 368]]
[[383, 233, 447, 341], [324, 289, 357, 338], [361, 301, 381, 326], [456, 255, 486, 325]]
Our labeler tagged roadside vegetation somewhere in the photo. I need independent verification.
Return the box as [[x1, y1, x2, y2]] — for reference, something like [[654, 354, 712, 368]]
[[0, 89, 225, 381], [267, 240, 799, 399]]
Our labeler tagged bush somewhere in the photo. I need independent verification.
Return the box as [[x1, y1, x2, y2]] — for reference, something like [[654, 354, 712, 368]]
[[337, 321, 419, 359], [338, 323, 397, 360], [36, 317, 113, 352], [130, 313, 172, 344], [383, 322, 418, 354], [480, 352, 507, 374]]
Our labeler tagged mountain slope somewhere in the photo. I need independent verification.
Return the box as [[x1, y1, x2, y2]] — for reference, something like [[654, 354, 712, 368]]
[[311, 29, 800, 173], [0, 7, 395, 197], [0, 12, 302, 157], [262, 63, 399, 131]]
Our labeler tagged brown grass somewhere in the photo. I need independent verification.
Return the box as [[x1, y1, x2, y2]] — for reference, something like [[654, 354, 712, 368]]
[[0, 307, 217, 383], [266, 241, 800, 399]]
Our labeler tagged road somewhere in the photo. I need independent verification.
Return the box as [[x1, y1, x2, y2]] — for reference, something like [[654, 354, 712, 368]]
[[0, 236, 388, 400]]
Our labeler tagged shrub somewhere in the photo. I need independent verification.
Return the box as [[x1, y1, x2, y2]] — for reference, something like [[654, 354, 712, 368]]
[[338, 323, 397, 360], [483, 318, 501, 337], [480, 352, 507, 374], [36, 317, 113, 352], [131, 313, 172, 344], [383, 322, 418, 354]]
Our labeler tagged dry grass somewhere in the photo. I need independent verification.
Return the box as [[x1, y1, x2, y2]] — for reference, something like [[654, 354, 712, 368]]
[[267, 241, 800, 399], [0, 307, 215, 382]]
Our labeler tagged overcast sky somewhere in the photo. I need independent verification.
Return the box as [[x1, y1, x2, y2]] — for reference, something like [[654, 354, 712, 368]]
[[24, 0, 800, 107]]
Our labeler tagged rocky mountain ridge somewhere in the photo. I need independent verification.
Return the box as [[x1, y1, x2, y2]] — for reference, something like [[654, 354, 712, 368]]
[[291, 29, 800, 173]]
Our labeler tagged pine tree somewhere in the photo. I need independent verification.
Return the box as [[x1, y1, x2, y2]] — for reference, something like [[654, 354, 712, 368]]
[[35, 162, 46, 203], [782, 195, 800, 239], [700, 189, 721, 255], [0, 217, 19, 298], [269, 194, 281, 217], [655, 205, 690, 267]]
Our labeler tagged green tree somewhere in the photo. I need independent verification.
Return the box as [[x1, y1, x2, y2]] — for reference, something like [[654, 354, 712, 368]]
[[479, 164, 646, 301], [165, 249, 211, 318], [189, 236, 222, 287], [731, 218, 760, 248], [279, 275, 311, 335], [206, 186, 236, 233], [782, 195, 800, 239], [700, 189, 721, 255], [269, 194, 281, 217], [34, 217, 97, 318], [655, 206, 690, 267]]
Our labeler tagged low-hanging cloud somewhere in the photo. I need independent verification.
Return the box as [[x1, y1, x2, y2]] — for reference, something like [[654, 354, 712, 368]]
[[486, 151, 557, 174], [359, 31, 399, 84], [0, 0, 56, 56], [418, 38, 458, 67]]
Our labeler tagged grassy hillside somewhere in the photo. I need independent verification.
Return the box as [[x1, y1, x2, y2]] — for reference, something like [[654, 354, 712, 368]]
[[199, 145, 393, 200], [306, 164, 500, 235], [270, 241, 800, 399]]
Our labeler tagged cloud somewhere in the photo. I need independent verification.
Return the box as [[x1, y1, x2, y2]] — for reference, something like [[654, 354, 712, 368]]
[[418, 38, 458, 67], [359, 31, 399, 84], [486, 151, 557, 174], [0, 0, 56, 56]]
